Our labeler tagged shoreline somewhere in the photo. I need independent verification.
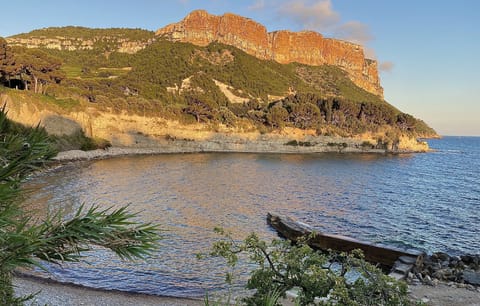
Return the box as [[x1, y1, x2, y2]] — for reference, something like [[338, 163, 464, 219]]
[[14, 272, 480, 306], [52, 140, 422, 162], [14, 273, 204, 306]]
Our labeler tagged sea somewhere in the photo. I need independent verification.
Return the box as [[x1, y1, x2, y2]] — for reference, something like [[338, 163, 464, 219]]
[[21, 136, 480, 298]]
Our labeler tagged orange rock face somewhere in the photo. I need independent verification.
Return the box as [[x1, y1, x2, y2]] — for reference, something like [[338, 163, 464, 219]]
[[156, 10, 383, 97]]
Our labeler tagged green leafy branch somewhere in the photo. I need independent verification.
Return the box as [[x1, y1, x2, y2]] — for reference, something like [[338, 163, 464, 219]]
[[209, 229, 416, 306]]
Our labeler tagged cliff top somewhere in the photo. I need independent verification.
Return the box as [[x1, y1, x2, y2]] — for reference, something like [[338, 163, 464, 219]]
[[173, 10, 364, 51]]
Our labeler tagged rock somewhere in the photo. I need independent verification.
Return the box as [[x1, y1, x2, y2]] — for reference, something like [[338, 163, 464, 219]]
[[416, 273, 424, 282], [423, 256, 433, 266], [6, 33, 153, 54], [421, 297, 430, 303], [461, 254, 474, 265], [463, 270, 480, 286], [424, 275, 433, 285], [449, 257, 460, 267], [389, 272, 406, 281], [410, 279, 421, 285], [156, 10, 383, 97], [399, 255, 417, 265], [432, 252, 450, 262], [433, 269, 452, 280], [393, 262, 414, 275]]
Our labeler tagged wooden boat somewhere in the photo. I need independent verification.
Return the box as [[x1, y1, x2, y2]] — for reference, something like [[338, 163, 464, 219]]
[[267, 213, 425, 280]]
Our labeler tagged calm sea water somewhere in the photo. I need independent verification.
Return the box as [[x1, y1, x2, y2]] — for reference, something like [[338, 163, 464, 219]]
[[21, 136, 480, 297]]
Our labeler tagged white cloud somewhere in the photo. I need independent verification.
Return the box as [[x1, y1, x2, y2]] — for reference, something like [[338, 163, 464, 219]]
[[254, 0, 388, 64], [334, 21, 373, 45], [277, 0, 374, 48], [379, 61, 394, 72], [248, 0, 266, 10], [278, 0, 339, 31]]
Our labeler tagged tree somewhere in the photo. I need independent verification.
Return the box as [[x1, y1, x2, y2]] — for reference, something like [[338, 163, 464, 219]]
[[209, 229, 416, 306], [0, 107, 159, 304], [183, 97, 215, 122], [0, 38, 7, 63], [266, 105, 288, 129], [396, 113, 416, 132], [289, 102, 321, 129], [0, 42, 65, 93], [0, 38, 15, 87]]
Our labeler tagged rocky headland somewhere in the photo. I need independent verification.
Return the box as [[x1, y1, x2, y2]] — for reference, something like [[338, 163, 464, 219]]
[[1, 10, 436, 155], [1, 93, 430, 157], [8, 11, 382, 97], [157, 10, 382, 97]]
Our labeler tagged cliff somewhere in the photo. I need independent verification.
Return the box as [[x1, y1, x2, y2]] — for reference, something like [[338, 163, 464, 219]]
[[156, 10, 383, 97], [6, 27, 155, 54]]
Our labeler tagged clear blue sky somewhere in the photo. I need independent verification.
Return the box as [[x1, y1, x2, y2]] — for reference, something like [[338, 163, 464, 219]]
[[1, 0, 479, 136]]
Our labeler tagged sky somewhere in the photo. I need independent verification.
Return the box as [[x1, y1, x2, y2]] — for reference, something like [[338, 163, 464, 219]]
[[0, 0, 479, 136]]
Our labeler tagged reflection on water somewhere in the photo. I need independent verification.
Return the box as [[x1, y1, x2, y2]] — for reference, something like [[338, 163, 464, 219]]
[[21, 138, 480, 297]]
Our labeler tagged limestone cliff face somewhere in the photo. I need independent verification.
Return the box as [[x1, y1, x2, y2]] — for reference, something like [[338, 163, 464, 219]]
[[156, 10, 383, 97], [6, 36, 154, 54]]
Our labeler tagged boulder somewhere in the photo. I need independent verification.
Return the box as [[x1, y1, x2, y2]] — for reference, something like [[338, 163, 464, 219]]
[[463, 270, 480, 286]]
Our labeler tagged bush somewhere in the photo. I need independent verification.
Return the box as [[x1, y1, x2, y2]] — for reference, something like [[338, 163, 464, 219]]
[[361, 141, 375, 149], [209, 229, 416, 306], [50, 130, 111, 151], [285, 140, 315, 147]]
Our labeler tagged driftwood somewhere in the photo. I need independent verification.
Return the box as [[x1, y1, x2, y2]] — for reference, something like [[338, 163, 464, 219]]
[[267, 213, 425, 280]]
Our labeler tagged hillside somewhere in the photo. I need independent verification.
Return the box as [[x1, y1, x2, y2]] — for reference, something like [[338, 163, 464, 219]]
[[0, 12, 437, 153], [157, 10, 383, 97]]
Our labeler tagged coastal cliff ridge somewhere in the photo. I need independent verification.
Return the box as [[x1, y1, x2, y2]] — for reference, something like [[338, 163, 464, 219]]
[[156, 10, 383, 97]]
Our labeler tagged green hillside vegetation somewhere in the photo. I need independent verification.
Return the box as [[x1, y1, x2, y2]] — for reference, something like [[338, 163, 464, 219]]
[[1, 30, 437, 140], [10, 26, 154, 40]]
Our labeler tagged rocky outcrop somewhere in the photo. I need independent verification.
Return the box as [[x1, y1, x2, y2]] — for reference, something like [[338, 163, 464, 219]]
[[6, 36, 154, 54], [156, 10, 383, 97], [410, 252, 480, 289]]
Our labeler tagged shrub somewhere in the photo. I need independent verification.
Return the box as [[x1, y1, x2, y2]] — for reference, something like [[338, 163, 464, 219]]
[[208, 229, 417, 306], [361, 141, 375, 149]]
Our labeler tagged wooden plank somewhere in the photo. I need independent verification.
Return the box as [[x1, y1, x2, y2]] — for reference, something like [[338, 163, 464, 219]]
[[267, 213, 425, 268]]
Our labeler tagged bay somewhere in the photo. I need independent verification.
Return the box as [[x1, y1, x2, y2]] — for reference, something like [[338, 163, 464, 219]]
[[21, 136, 480, 297]]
